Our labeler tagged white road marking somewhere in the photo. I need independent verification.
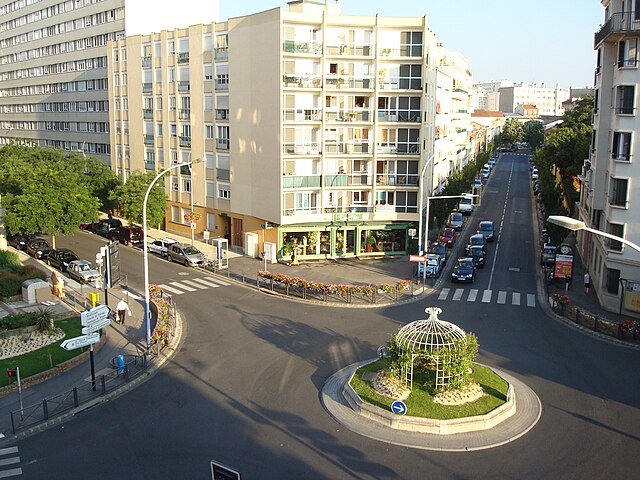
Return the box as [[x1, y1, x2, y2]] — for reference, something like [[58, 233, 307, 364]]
[[0, 448, 17, 456], [438, 288, 450, 300], [0, 468, 22, 478], [202, 276, 231, 286], [181, 279, 209, 290], [157, 284, 184, 294], [527, 294, 536, 307], [512, 292, 521, 306], [170, 281, 196, 292], [482, 290, 492, 303], [497, 291, 507, 304], [190, 278, 221, 288], [468, 289, 478, 302], [452, 288, 464, 301], [0, 458, 19, 467]]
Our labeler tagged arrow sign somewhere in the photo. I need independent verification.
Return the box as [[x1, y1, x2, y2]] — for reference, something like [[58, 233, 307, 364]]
[[391, 400, 407, 415], [60, 333, 100, 351], [81, 305, 110, 326], [409, 255, 426, 263], [81, 316, 112, 334]]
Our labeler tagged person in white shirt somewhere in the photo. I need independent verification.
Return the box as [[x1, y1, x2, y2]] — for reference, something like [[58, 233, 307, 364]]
[[116, 298, 131, 325]]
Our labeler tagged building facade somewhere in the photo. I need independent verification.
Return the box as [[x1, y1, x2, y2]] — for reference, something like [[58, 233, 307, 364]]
[[578, 0, 640, 314], [109, 1, 447, 260], [498, 82, 569, 116]]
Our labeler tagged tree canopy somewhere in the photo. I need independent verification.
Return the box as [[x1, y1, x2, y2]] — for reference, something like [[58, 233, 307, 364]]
[[523, 120, 544, 149], [500, 118, 524, 145], [109, 172, 167, 227]]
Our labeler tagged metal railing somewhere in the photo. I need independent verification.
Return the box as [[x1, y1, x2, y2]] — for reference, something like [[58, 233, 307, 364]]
[[595, 11, 640, 47]]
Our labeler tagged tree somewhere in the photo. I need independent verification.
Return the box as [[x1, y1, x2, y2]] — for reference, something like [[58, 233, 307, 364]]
[[500, 118, 524, 145], [109, 172, 167, 226], [64, 152, 122, 212], [523, 120, 544, 149], [0, 145, 101, 241]]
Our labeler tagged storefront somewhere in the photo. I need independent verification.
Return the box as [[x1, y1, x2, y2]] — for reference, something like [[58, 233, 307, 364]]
[[279, 222, 413, 259]]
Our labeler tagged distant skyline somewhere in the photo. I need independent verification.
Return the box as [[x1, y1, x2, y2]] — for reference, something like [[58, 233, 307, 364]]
[[219, 0, 603, 89]]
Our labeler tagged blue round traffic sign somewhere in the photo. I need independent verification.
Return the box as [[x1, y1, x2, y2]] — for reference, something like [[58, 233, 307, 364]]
[[391, 400, 407, 415]]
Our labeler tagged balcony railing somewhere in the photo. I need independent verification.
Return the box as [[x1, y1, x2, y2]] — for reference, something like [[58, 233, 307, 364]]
[[178, 81, 190, 91], [144, 135, 154, 145], [324, 173, 371, 187], [595, 12, 640, 47], [177, 52, 189, 64], [283, 207, 322, 216], [322, 206, 373, 214], [142, 56, 152, 68], [376, 143, 420, 155], [143, 109, 153, 119], [215, 47, 228, 60], [144, 161, 155, 170], [179, 135, 191, 147], [324, 43, 373, 56], [378, 77, 422, 90], [215, 81, 229, 90], [375, 174, 419, 186], [216, 168, 230, 181], [282, 175, 321, 188], [325, 75, 373, 89], [179, 108, 190, 120], [379, 46, 423, 57], [143, 83, 153, 93], [616, 106, 635, 115], [283, 143, 320, 155], [283, 108, 322, 121], [282, 74, 322, 88], [324, 142, 371, 154], [282, 40, 322, 55], [216, 138, 229, 150], [216, 109, 229, 120], [377, 110, 421, 122], [325, 108, 372, 122]]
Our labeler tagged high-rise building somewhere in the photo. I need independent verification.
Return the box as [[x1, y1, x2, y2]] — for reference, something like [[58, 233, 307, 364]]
[[0, 0, 218, 163], [109, 1, 450, 259], [577, 0, 640, 314], [498, 82, 569, 116]]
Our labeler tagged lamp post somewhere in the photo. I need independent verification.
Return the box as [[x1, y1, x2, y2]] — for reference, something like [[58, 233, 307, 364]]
[[417, 153, 436, 255], [547, 215, 640, 253], [143, 158, 202, 349]]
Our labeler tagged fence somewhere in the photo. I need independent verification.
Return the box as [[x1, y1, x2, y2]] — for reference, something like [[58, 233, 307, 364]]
[[551, 302, 638, 342], [10, 354, 147, 434]]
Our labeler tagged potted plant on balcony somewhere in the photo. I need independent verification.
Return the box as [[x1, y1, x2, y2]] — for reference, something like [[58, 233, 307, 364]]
[[365, 235, 376, 252]]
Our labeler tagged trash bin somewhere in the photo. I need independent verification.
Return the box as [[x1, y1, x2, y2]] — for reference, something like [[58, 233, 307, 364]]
[[117, 354, 125, 375]]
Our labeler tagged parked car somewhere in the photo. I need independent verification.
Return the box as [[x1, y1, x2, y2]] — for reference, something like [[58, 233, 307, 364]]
[[167, 243, 206, 267], [540, 245, 557, 266], [417, 253, 442, 278], [67, 260, 101, 284], [148, 238, 178, 257], [47, 248, 79, 272], [451, 257, 476, 283], [468, 245, 486, 268], [109, 225, 144, 245], [438, 227, 456, 247], [467, 233, 487, 251], [531, 168, 539, 181], [430, 242, 448, 266], [478, 220, 495, 242], [458, 194, 474, 215], [446, 212, 464, 231], [488, 157, 497, 168], [481, 166, 490, 179], [25, 238, 51, 259], [92, 218, 123, 237], [7, 232, 35, 250]]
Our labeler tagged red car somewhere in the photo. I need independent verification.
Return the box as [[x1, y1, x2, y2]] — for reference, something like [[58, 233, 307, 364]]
[[438, 227, 456, 247]]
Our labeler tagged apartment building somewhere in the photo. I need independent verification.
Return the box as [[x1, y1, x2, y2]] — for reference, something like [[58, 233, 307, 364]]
[[0, 0, 218, 164], [578, 0, 640, 314], [110, 1, 444, 259], [499, 82, 569, 116], [471, 80, 513, 110]]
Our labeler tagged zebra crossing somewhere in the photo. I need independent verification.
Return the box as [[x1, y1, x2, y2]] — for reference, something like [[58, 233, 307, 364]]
[[157, 276, 231, 296], [436, 288, 536, 308], [0, 446, 22, 478]]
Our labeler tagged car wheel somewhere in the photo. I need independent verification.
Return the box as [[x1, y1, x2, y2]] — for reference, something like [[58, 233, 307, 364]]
[[167, 255, 173, 262], [184, 259, 189, 267], [47, 258, 52, 266]]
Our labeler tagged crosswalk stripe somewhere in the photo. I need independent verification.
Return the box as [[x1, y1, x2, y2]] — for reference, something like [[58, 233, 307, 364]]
[[181, 279, 209, 290], [0, 468, 22, 478], [202, 276, 231, 286], [452, 288, 464, 301], [438, 288, 450, 300], [0, 457, 19, 467], [482, 290, 492, 303], [190, 278, 222, 288], [497, 291, 507, 304], [512, 292, 521, 306], [467, 289, 478, 302], [527, 294, 536, 307], [170, 281, 196, 292], [157, 284, 184, 295], [0, 448, 17, 456]]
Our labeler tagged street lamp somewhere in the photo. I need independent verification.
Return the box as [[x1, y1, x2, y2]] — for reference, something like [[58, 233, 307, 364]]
[[547, 215, 640, 253], [143, 158, 203, 349], [417, 153, 436, 255]]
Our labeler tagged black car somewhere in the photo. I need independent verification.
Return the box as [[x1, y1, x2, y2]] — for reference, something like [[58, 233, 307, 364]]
[[451, 257, 476, 283], [468, 245, 486, 268], [108, 225, 144, 245], [92, 218, 122, 237], [25, 238, 51, 259], [467, 233, 486, 251], [47, 248, 79, 272], [7, 232, 35, 250]]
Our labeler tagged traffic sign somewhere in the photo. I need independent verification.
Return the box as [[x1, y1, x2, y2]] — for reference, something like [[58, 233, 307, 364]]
[[409, 255, 426, 263], [203, 230, 210, 240], [190, 222, 197, 230], [391, 400, 407, 415], [60, 333, 100, 351], [81, 305, 110, 326], [81, 315, 112, 334]]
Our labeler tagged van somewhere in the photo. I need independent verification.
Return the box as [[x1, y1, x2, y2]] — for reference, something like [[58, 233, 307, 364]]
[[458, 194, 474, 215]]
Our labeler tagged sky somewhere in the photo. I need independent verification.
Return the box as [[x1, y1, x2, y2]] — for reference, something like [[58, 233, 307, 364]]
[[219, 0, 603, 89]]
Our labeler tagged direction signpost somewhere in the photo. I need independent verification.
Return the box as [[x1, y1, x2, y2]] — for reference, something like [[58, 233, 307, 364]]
[[68, 304, 111, 391], [60, 332, 100, 351]]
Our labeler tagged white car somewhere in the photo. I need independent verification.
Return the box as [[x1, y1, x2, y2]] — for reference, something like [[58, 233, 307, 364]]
[[148, 238, 178, 257], [531, 169, 539, 180]]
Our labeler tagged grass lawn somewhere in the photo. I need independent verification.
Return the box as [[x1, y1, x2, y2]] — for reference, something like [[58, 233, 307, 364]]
[[0, 317, 84, 388], [350, 358, 509, 420]]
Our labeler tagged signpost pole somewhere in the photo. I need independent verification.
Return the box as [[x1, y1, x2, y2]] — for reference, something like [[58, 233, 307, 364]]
[[85, 303, 97, 391], [16, 366, 23, 418]]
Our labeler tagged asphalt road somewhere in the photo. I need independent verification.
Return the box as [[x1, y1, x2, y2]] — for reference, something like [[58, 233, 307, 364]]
[[13, 153, 640, 479]]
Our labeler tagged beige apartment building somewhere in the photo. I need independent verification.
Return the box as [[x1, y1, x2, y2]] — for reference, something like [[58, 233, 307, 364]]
[[109, 1, 441, 259]]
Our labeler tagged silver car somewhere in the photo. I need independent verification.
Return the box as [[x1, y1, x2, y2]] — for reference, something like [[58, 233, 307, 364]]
[[67, 260, 101, 284], [167, 243, 206, 267], [148, 238, 178, 257]]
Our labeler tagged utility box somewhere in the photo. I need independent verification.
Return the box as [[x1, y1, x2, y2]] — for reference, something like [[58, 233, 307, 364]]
[[264, 242, 277, 264], [244, 232, 259, 258], [22, 279, 53, 304], [212, 238, 229, 269]]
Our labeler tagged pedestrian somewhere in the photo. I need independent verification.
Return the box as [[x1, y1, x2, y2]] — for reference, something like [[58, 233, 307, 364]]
[[584, 271, 591, 295], [116, 297, 131, 325]]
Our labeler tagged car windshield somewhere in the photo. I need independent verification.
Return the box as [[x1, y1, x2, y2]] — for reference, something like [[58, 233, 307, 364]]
[[442, 230, 453, 238], [451, 214, 462, 222], [460, 198, 472, 205], [459, 259, 474, 268], [480, 223, 493, 231], [471, 236, 484, 245], [471, 247, 483, 256], [79, 263, 92, 271], [33, 241, 47, 247], [183, 247, 201, 255]]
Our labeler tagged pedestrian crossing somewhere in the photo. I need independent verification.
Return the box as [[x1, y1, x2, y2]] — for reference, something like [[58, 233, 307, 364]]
[[157, 276, 231, 296], [436, 288, 536, 307], [0, 446, 22, 478]]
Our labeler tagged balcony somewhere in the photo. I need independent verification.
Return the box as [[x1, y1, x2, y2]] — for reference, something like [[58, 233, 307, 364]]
[[144, 135, 154, 145], [282, 175, 321, 188], [216, 138, 229, 150], [178, 81, 190, 92], [216, 168, 230, 181], [325, 75, 373, 89], [282, 74, 322, 88], [324, 43, 372, 56], [282, 40, 322, 55], [376, 143, 420, 155], [216, 109, 229, 120], [379, 46, 423, 57], [179, 135, 191, 147], [144, 161, 155, 170], [179, 108, 190, 120], [322, 206, 372, 214], [325, 108, 372, 122], [215, 80, 228, 90], [324, 173, 370, 187], [324, 141, 371, 154], [595, 12, 640, 48], [377, 110, 421, 122], [142, 56, 152, 68], [283, 108, 322, 121], [283, 207, 323, 216], [143, 109, 153, 119], [143, 83, 153, 93], [177, 52, 189, 64], [215, 47, 228, 60], [283, 143, 320, 155], [378, 77, 422, 90], [375, 174, 419, 186]]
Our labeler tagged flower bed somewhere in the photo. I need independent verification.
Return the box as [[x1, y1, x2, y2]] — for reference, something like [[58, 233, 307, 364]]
[[149, 284, 175, 347]]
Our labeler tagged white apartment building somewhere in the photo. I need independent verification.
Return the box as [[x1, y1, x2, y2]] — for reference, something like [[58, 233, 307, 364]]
[[109, 0, 444, 259], [0, 0, 217, 164], [499, 82, 569, 116], [578, 0, 640, 314], [472, 80, 513, 110]]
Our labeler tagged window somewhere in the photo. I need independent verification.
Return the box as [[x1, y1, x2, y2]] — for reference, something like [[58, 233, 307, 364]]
[[398, 64, 422, 90], [352, 191, 368, 204], [594, 89, 599, 114], [181, 208, 191, 225], [171, 175, 179, 191], [615, 85, 635, 114], [294, 192, 315, 211], [170, 123, 177, 137], [606, 268, 620, 295], [612, 131, 631, 160], [182, 178, 191, 193], [171, 205, 180, 222], [168, 41, 175, 55], [609, 177, 628, 207], [206, 124, 214, 139], [618, 38, 638, 68], [400, 31, 423, 56], [218, 183, 231, 199], [206, 180, 215, 198], [207, 213, 216, 230], [156, 123, 163, 136], [607, 222, 624, 252]]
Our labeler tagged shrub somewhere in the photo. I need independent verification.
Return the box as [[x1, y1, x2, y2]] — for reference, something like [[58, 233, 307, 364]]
[[0, 277, 23, 299], [0, 250, 20, 268], [34, 308, 54, 332], [0, 265, 48, 298], [0, 312, 38, 330]]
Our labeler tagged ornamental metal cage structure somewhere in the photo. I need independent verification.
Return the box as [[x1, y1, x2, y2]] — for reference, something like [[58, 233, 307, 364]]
[[395, 307, 468, 391]]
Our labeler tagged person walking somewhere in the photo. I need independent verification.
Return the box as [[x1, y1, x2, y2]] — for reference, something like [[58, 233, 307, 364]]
[[584, 271, 591, 295], [116, 297, 131, 325]]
